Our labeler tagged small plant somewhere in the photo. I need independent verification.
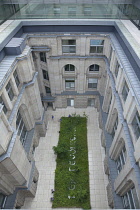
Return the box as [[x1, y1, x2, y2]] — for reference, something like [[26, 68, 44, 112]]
[[53, 143, 68, 158]]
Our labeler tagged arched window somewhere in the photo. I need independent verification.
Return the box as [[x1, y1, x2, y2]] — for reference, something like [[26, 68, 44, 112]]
[[89, 64, 99, 72], [16, 111, 27, 146], [64, 64, 75, 72]]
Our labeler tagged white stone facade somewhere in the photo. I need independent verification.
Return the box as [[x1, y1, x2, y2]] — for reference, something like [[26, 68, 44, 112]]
[[0, 19, 140, 209]]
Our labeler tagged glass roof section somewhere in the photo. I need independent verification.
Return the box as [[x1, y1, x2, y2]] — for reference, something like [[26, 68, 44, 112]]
[[0, 0, 140, 28]]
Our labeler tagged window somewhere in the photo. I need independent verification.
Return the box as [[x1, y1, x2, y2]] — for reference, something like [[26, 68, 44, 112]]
[[116, 146, 126, 173], [0, 193, 6, 209], [65, 64, 75, 72], [108, 95, 112, 112], [111, 116, 118, 139], [45, 86, 51, 94], [40, 52, 46, 62], [88, 98, 95, 107], [115, 61, 120, 78], [122, 81, 129, 102], [90, 40, 104, 53], [132, 111, 140, 139], [88, 78, 98, 88], [122, 187, 139, 209], [65, 78, 75, 89], [84, 7, 92, 16], [67, 98, 74, 107], [89, 64, 99, 72], [68, 6, 76, 16], [42, 69, 49, 80], [62, 40, 76, 53], [54, 6, 60, 16], [6, 81, 14, 101], [13, 70, 20, 87], [16, 111, 27, 146], [109, 46, 113, 62], [0, 96, 7, 114]]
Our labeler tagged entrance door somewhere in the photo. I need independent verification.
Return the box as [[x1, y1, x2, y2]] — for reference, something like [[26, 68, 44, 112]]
[[67, 98, 74, 107]]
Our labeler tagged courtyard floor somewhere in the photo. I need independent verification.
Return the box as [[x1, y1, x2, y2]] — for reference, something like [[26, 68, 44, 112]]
[[23, 107, 109, 209]]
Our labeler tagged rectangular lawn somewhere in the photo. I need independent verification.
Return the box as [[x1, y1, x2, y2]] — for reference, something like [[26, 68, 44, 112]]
[[53, 116, 91, 209]]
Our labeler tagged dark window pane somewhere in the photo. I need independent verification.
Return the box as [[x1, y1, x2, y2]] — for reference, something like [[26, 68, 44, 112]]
[[40, 52, 46, 62], [89, 64, 99, 71]]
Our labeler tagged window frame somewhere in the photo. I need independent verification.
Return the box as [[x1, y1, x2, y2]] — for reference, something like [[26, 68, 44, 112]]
[[90, 39, 104, 54], [0, 96, 7, 114], [40, 52, 46, 63], [88, 78, 98, 89], [116, 145, 126, 174], [45, 86, 51, 94], [132, 111, 140, 139], [111, 116, 118, 139], [0, 193, 7, 209], [16, 111, 27, 146], [122, 187, 139, 209], [62, 40, 76, 53], [6, 81, 14, 101], [64, 64, 75, 72], [65, 78, 75, 89], [13, 69, 20, 87], [115, 61, 120, 78], [122, 81, 129, 102], [67, 98, 74, 107], [89, 64, 99, 72], [42, 69, 49, 80]]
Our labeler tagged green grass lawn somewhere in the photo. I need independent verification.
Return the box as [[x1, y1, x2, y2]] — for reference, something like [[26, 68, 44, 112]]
[[52, 116, 91, 209]]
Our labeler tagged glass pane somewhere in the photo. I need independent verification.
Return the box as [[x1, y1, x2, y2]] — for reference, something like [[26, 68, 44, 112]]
[[62, 40, 76, 45], [128, 190, 135, 209], [90, 46, 96, 53], [97, 46, 103, 53], [90, 40, 104, 45]]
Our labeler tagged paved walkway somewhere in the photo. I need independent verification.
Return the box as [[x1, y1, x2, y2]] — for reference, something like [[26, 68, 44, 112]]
[[23, 107, 109, 209]]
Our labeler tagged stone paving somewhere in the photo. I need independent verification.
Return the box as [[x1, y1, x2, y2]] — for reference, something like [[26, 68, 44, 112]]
[[23, 107, 109, 209]]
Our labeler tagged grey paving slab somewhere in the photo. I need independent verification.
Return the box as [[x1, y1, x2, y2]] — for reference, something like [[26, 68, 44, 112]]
[[23, 107, 109, 209]]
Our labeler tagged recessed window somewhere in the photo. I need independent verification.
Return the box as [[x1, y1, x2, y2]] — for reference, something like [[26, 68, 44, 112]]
[[65, 64, 75, 72], [65, 78, 75, 89], [0, 193, 7, 209], [111, 116, 118, 139], [0, 96, 7, 114], [116, 146, 126, 173], [40, 52, 46, 62], [90, 40, 104, 53], [109, 46, 113, 62], [115, 61, 119, 78], [122, 81, 129, 102], [122, 187, 139, 209], [67, 98, 74, 107], [16, 111, 27, 146], [132, 111, 140, 139], [62, 40, 76, 53], [88, 78, 98, 88], [88, 98, 95, 107], [89, 64, 99, 72], [13, 70, 20, 87], [108, 95, 112, 112], [6, 81, 14, 101], [45, 86, 51, 94], [42, 69, 49, 80]]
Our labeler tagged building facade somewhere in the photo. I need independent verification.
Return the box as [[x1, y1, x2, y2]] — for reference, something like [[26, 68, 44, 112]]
[[0, 19, 140, 209]]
